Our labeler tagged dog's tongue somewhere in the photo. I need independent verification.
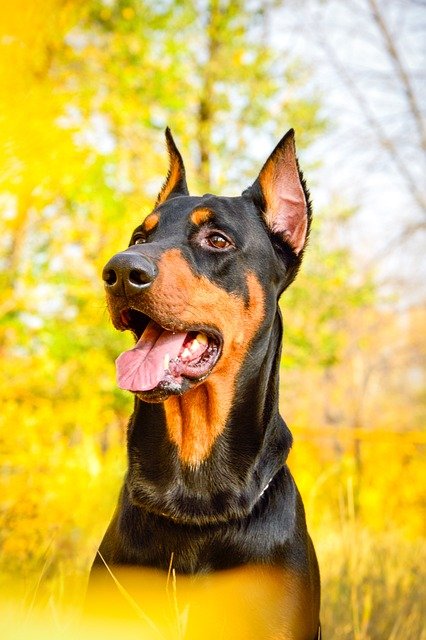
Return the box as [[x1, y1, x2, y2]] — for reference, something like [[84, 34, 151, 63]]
[[116, 320, 187, 391]]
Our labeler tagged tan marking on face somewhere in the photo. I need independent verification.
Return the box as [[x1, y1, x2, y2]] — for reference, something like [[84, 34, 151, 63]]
[[190, 207, 214, 226], [145, 249, 265, 465], [142, 213, 159, 233]]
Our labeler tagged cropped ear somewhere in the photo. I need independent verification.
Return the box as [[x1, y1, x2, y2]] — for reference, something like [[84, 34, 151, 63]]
[[251, 129, 311, 255], [155, 128, 189, 207]]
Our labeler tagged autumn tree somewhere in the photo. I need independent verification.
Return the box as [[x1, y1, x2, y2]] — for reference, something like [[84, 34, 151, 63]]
[[0, 0, 326, 577]]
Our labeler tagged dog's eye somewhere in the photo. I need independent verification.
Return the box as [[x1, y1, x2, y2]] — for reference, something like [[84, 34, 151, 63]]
[[132, 233, 146, 245], [205, 233, 231, 250]]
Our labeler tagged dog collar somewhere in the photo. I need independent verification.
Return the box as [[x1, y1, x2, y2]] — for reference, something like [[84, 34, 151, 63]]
[[258, 475, 274, 500], [159, 470, 280, 522]]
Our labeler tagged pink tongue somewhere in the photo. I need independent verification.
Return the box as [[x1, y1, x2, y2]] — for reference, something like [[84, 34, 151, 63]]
[[116, 320, 187, 391]]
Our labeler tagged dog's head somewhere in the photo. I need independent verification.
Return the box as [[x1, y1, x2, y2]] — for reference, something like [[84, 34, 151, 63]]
[[103, 128, 311, 405]]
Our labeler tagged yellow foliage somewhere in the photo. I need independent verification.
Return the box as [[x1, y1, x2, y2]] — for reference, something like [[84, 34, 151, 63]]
[[0, 3, 424, 638]]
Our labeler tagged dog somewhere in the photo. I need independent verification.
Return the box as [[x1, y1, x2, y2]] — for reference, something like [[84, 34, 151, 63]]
[[89, 128, 321, 639]]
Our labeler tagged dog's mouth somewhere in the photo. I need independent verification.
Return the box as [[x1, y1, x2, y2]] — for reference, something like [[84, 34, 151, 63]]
[[115, 308, 222, 399]]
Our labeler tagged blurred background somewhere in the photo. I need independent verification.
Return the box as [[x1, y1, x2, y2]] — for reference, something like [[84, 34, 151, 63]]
[[0, 1, 425, 638]]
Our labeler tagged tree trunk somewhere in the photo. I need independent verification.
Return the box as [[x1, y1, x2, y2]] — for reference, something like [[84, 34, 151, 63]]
[[196, 0, 221, 192]]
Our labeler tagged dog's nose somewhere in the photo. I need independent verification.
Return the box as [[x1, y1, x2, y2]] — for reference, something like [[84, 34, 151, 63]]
[[102, 252, 157, 294]]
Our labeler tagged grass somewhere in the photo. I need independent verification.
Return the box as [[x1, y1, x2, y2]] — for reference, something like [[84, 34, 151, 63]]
[[0, 523, 424, 640], [318, 527, 426, 639]]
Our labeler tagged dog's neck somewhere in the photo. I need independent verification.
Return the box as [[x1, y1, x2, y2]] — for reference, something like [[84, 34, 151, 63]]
[[125, 312, 292, 524]]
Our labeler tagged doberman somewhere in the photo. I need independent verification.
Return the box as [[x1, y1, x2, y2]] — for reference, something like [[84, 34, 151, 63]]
[[90, 129, 321, 639]]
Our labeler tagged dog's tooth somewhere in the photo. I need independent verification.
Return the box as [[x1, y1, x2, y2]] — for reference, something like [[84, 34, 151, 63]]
[[182, 348, 191, 360], [190, 339, 199, 352], [164, 353, 170, 370], [196, 333, 208, 345]]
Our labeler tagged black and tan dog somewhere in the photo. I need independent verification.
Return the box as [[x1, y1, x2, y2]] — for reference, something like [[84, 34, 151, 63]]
[[90, 129, 320, 639]]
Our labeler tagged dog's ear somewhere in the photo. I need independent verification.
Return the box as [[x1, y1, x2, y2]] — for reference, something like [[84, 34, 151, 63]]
[[250, 129, 311, 256], [155, 128, 189, 207]]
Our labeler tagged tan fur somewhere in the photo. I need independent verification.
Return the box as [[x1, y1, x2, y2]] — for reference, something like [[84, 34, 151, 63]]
[[190, 207, 214, 226], [260, 157, 280, 230], [142, 213, 159, 233], [156, 160, 181, 206]]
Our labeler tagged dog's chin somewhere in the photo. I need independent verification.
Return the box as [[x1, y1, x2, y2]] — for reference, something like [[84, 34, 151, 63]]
[[135, 376, 203, 403]]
